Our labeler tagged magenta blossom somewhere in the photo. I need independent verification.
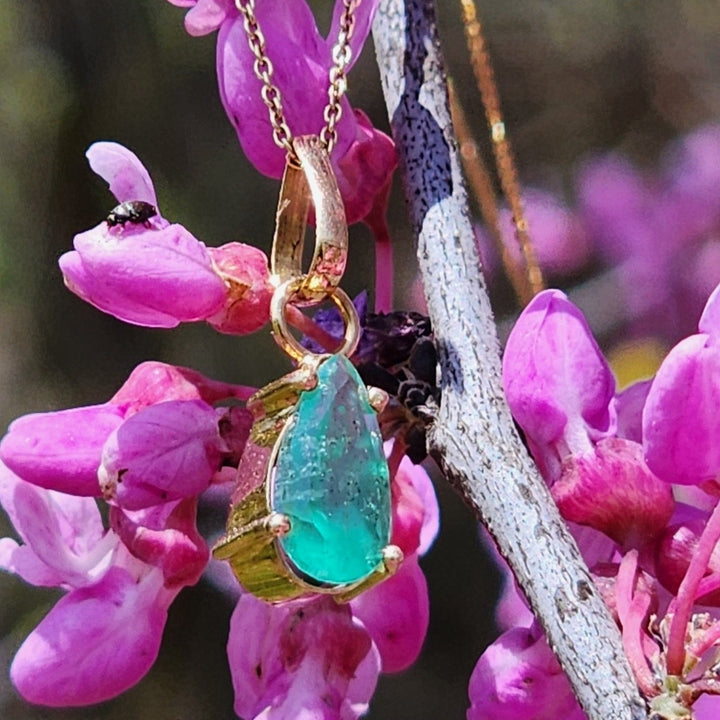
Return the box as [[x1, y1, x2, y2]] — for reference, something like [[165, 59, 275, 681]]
[[475, 188, 593, 279], [59, 142, 272, 332], [225, 448, 438, 719], [578, 124, 720, 342], [491, 282, 720, 717], [1, 360, 439, 715], [643, 283, 720, 486], [0, 463, 193, 706], [211, 0, 396, 227]]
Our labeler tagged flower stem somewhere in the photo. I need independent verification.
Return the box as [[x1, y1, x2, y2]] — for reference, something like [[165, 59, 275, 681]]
[[666, 500, 720, 675], [286, 306, 343, 353]]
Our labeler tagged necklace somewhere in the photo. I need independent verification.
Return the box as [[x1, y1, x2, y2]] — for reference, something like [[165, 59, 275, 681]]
[[235, 0, 359, 161], [214, 1, 402, 602]]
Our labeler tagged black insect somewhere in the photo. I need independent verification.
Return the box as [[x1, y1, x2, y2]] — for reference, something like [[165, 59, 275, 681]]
[[106, 200, 157, 227]]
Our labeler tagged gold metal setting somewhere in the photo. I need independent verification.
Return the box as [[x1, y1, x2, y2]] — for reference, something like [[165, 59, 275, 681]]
[[213, 357, 401, 603], [215, 3, 400, 606], [270, 279, 359, 363]]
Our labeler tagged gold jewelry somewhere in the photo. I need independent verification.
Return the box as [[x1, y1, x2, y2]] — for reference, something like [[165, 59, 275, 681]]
[[214, 3, 401, 602]]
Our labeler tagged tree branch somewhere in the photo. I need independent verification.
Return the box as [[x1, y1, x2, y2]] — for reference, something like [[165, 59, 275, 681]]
[[372, 2, 648, 718]]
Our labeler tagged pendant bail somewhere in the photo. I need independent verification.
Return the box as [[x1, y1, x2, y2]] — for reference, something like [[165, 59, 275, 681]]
[[271, 135, 348, 306]]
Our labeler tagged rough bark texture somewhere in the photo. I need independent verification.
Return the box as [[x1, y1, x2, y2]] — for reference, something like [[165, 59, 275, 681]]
[[372, 2, 649, 718]]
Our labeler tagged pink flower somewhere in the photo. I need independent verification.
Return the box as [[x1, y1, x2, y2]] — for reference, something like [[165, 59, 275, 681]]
[[215, 0, 396, 226], [224, 450, 439, 719], [0, 463, 196, 706], [467, 621, 587, 720], [476, 189, 593, 278], [59, 142, 272, 332], [502, 289, 616, 483], [166, 0, 234, 36], [643, 283, 720, 485]]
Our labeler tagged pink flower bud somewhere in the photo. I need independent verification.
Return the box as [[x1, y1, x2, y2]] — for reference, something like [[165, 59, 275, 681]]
[[552, 438, 674, 548], [99, 400, 225, 510], [60, 222, 227, 328], [467, 623, 587, 720], [206, 242, 272, 335], [503, 289, 616, 482], [0, 404, 125, 496], [166, 0, 233, 36]]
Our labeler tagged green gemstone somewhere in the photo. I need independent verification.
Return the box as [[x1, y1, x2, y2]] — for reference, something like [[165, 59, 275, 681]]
[[272, 354, 390, 586]]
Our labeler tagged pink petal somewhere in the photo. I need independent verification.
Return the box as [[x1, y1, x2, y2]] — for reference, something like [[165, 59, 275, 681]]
[[207, 242, 272, 335], [467, 623, 588, 720], [10, 566, 170, 706], [183, 0, 233, 36], [341, 637, 380, 720], [328, 0, 380, 74], [110, 361, 254, 415], [643, 333, 720, 484], [0, 404, 125, 496], [502, 289, 616, 481], [99, 400, 224, 510], [615, 379, 652, 444], [390, 452, 439, 557], [699, 281, 720, 336], [229, 595, 373, 720], [217, 2, 355, 179], [655, 518, 720, 605], [0, 539, 68, 587], [333, 110, 397, 226], [552, 438, 674, 548], [0, 465, 112, 587], [60, 223, 227, 328], [86, 142, 157, 207], [350, 555, 428, 673], [110, 498, 208, 588]]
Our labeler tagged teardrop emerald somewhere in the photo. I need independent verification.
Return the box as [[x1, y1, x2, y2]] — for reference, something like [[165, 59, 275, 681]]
[[272, 354, 391, 586]]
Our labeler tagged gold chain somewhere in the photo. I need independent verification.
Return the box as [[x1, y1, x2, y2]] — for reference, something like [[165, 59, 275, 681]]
[[234, 0, 360, 161], [459, 0, 545, 301]]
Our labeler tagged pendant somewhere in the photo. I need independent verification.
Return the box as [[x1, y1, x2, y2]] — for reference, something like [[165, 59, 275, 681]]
[[213, 137, 402, 602]]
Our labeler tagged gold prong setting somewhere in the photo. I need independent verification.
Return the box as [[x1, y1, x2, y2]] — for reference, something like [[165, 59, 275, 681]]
[[382, 544, 404, 574], [367, 386, 390, 414], [265, 512, 292, 537]]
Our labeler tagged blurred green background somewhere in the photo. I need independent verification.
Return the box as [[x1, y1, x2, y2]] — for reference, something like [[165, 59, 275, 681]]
[[1, 1, 719, 718]]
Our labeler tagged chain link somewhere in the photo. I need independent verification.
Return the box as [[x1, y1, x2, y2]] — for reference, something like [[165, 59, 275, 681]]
[[234, 0, 359, 159]]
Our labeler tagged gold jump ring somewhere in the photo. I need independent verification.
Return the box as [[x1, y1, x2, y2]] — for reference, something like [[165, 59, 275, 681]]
[[270, 278, 359, 363]]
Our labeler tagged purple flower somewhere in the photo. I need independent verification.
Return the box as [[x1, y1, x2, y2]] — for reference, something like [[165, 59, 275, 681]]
[[59, 142, 273, 332], [643, 282, 720, 486], [577, 125, 720, 341], [215, 0, 396, 226], [502, 289, 617, 482], [223, 448, 438, 719], [59, 142, 227, 327], [0, 360, 438, 714], [467, 621, 588, 720], [0, 463, 189, 706], [476, 189, 593, 278]]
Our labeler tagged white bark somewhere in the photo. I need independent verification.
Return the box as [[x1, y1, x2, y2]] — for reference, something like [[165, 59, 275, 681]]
[[372, 2, 648, 718]]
